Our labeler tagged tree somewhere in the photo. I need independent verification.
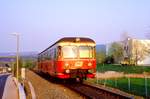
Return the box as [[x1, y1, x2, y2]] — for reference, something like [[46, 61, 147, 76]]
[[104, 55, 114, 64], [23, 59, 36, 69], [120, 32, 134, 65], [108, 42, 124, 63], [131, 39, 150, 65]]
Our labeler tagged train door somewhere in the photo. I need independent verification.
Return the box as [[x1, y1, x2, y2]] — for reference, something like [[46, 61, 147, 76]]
[[53, 48, 57, 76]]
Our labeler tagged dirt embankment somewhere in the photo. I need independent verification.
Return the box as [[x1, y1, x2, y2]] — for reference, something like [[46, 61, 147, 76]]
[[25, 70, 83, 99]]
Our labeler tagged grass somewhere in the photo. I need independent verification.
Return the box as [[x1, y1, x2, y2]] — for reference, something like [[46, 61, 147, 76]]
[[94, 78, 150, 97], [97, 64, 150, 74], [94, 64, 150, 97]]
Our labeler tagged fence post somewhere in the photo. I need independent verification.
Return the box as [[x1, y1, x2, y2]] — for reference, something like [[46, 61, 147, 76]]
[[145, 76, 147, 97], [96, 71, 98, 84], [128, 77, 130, 91], [115, 78, 117, 87], [104, 78, 107, 87]]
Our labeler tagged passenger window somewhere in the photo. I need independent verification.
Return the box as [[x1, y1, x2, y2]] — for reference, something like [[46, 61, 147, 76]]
[[57, 46, 61, 59]]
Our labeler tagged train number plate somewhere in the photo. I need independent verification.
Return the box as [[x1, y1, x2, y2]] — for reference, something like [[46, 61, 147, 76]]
[[75, 61, 83, 67]]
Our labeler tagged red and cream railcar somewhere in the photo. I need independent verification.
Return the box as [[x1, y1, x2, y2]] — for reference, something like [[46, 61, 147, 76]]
[[38, 37, 96, 80]]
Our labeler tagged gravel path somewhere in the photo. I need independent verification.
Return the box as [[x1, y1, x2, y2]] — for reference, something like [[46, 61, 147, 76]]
[[26, 70, 83, 99]]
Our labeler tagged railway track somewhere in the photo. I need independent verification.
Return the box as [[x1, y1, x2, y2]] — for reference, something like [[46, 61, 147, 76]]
[[32, 70, 134, 99], [64, 82, 134, 99]]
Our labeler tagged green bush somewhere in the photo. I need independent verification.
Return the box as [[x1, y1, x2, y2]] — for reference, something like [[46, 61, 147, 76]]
[[23, 59, 36, 69]]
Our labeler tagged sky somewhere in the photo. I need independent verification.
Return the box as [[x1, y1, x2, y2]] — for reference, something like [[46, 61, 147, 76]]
[[0, 0, 150, 53]]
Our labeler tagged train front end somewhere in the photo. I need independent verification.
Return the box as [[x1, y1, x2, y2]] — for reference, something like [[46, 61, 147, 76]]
[[56, 37, 96, 80]]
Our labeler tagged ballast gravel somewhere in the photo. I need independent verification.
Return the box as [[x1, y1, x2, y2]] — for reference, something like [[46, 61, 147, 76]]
[[25, 70, 83, 99]]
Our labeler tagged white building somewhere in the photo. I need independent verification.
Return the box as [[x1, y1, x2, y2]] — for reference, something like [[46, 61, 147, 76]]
[[124, 38, 150, 65]]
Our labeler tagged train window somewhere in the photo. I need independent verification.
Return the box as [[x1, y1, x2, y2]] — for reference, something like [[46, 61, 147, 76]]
[[44, 52, 47, 60], [45, 51, 49, 60], [49, 49, 55, 60], [43, 53, 46, 60], [54, 48, 56, 59], [52, 49, 54, 59], [38, 56, 39, 62], [40, 55, 42, 61], [93, 46, 96, 58], [50, 49, 52, 60], [38, 55, 41, 62], [57, 46, 62, 59], [79, 46, 93, 58], [41, 54, 44, 61], [62, 46, 78, 58], [47, 49, 50, 60]]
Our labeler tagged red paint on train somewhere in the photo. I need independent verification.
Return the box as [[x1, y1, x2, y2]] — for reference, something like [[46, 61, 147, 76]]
[[38, 37, 96, 80]]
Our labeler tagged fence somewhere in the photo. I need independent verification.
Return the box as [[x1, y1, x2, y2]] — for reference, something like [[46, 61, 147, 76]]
[[95, 75, 150, 97]]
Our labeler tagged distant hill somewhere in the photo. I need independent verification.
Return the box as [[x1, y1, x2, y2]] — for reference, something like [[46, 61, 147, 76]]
[[0, 51, 38, 56], [0, 45, 107, 61], [0, 51, 38, 61], [20, 51, 38, 60], [0, 52, 16, 56], [96, 44, 106, 53]]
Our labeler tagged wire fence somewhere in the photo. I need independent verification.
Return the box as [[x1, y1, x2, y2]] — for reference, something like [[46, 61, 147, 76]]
[[95, 76, 150, 97], [95, 64, 150, 98]]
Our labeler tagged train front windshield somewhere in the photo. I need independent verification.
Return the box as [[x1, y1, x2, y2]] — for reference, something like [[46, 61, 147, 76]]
[[79, 46, 93, 58], [62, 46, 78, 58], [62, 45, 94, 59]]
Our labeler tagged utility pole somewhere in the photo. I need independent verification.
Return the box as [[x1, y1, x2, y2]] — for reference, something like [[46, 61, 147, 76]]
[[12, 33, 20, 81]]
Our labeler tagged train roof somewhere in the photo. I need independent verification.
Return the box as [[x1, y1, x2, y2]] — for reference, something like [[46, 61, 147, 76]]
[[57, 37, 95, 43], [39, 37, 95, 55]]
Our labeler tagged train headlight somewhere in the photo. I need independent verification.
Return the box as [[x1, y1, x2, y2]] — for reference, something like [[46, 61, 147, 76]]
[[88, 62, 92, 66], [65, 63, 69, 68], [88, 69, 94, 73], [65, 69, 70, 73]]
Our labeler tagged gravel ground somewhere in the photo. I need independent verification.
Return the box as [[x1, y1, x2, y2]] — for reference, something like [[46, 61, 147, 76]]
[[25, 70, 83, 99]]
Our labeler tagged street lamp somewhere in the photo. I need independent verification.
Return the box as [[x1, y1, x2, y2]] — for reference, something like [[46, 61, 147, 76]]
[[12, 32, 20, 82]]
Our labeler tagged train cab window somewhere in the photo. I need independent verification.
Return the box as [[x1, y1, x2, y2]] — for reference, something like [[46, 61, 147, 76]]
[[62, 46, 78, 58], [79, 46, 93, 58]]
